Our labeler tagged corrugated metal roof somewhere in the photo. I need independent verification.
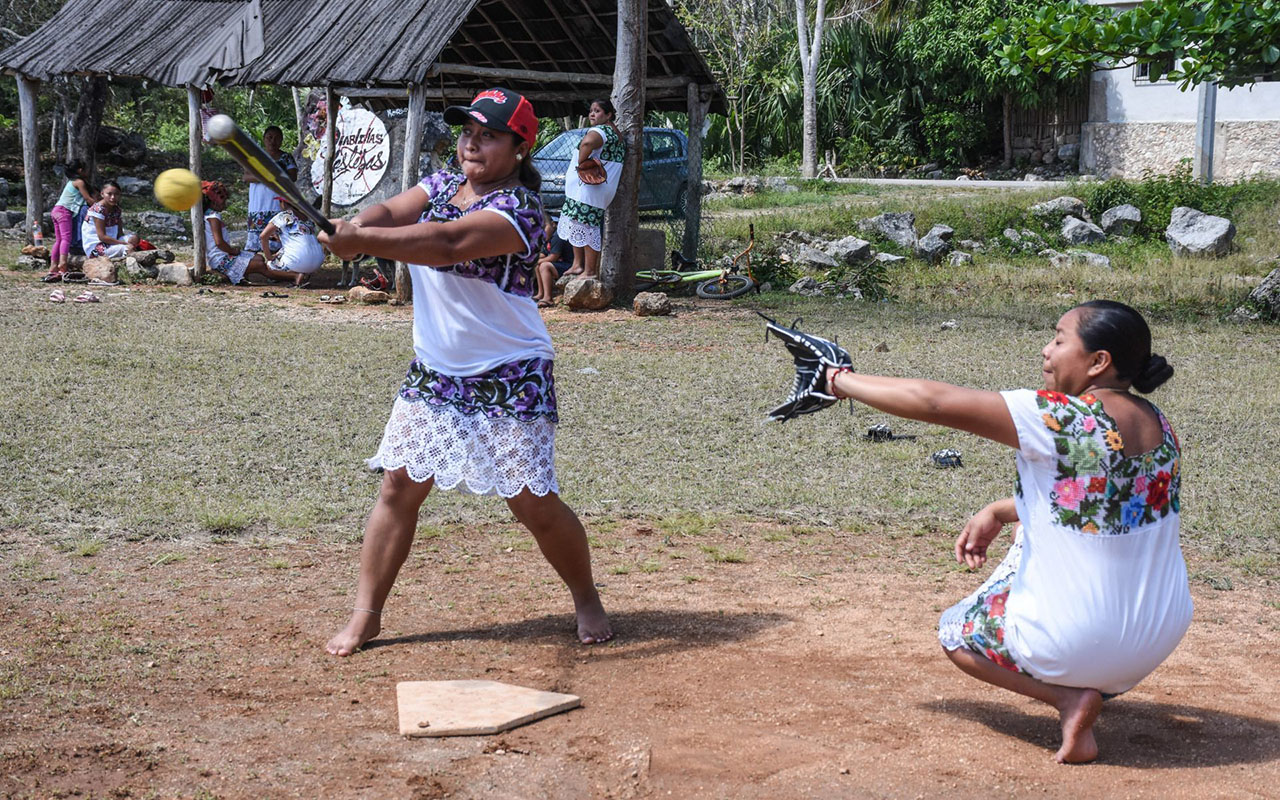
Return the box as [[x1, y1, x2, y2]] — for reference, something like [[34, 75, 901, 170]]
[[0, 0, 722, 113]]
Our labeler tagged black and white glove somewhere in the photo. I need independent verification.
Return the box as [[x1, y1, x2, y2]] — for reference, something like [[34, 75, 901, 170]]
[[759, 312, 853, 421]]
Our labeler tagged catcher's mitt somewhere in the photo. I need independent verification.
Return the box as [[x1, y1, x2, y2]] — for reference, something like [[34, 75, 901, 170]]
[[759, 312, 853, 422], [576, 158, 607, 185]]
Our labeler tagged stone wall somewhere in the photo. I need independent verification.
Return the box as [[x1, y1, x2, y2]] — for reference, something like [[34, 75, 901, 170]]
[[1081, 121, 1280, 179]]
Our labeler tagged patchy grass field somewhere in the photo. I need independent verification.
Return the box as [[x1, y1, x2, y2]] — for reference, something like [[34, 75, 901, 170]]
[[1, 181, 1278, 797]]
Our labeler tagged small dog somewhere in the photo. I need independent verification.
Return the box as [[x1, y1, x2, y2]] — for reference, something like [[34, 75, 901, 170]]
[[338, 255, 396, 289]]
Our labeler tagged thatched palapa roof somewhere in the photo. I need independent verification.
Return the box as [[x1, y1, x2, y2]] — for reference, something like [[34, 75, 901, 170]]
[[0, 0, 723, 114]]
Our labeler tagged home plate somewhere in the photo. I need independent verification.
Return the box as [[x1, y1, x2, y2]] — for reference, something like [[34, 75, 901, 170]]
[[396, 680, 581, 737]]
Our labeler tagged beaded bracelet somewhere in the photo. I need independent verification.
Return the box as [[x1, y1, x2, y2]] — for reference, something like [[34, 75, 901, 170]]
[[828, 366, 854, 398]]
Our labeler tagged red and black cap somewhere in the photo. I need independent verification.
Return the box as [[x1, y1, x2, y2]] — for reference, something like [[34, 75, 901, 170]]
[[443, 88, 538, 147]]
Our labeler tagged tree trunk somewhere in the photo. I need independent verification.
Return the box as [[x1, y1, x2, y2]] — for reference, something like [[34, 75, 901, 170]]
[[291, 86, 305, 144], [682, 83, 711, 260], [795, 0, 825, 179], [601, 0, 647, 298], [69, 76, 108, 184], [188, 85, 205, 278], [1002, 93, 1013, 169], [17, 75, 42, 246]]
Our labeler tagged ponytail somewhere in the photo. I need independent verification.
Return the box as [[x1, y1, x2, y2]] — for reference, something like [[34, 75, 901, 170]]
[[518, 156, 541, 192]]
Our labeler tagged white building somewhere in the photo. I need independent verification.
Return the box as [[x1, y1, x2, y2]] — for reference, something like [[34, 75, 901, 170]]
[[1080, 1, 1280, 179]]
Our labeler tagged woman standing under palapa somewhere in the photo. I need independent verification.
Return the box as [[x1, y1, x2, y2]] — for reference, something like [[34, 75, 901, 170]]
[[319, 88, 612, 656], [560, 99, 625, 279], [243, 125, 298, 256]]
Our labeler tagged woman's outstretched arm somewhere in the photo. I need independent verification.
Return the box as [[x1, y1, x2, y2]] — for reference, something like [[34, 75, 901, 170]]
[[827, 369, 1020, 449]]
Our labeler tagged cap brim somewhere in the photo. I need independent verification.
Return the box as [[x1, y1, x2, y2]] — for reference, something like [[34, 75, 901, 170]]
[[443, 105, 516, 137]]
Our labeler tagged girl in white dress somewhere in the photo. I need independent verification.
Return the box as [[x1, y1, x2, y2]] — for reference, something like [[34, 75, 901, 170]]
[[261, 199, 325, 286], [824, 300, 1190, 764]]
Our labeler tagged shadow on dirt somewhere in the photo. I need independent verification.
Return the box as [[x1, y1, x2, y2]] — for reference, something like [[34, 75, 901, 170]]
[[366, 608, 792, 659], [920, 698, 1280, 768]]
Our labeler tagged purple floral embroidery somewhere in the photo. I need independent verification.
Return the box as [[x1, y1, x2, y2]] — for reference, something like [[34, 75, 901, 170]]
[[415, 169, 545, 298], [399, 357, 557, 423]]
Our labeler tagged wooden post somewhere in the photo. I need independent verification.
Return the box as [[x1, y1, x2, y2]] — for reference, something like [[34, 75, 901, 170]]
[[322, 86, 336, 218], [17, 75, 42, 247], [396, 83, 428, 304], [188, 85, 205, 277], [291, 86, 304, 143], [601, 0, 647, 298], [682, 83, 710, 261]]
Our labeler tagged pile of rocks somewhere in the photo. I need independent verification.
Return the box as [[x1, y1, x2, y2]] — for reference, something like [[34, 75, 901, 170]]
[[702, 176, 800, 202], [14, 244, 192, 285]]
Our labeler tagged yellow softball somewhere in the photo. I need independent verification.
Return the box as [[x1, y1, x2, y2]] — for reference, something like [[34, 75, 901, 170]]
[[153, 168, 202, 211]]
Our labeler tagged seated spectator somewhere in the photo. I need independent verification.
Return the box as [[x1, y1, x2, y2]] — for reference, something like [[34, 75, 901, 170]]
[[80, 181, 138, 259], [260, 197, 324, 287], [202, 181, 303, 286], [534, 215, 573, 308]]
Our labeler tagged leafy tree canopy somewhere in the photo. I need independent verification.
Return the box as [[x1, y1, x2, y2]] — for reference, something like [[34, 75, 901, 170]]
[[987, 0, 1280, 90]]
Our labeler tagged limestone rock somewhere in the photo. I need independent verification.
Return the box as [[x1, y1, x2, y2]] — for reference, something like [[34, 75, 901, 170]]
[[1068, 250, 1111, 269], [1062, 216, 1106, 245], [83, 257, 117, 283], [155, 262, 193, 286], [1100, 204, 1142, 235], [824, 236, 872, 265], [1240, 265, 1280, 318], [632, 291, 672, 316], [1057, 143, 1080, 162], [115, 175, 153, 195], [874, 252, 906, 264], [132, 250, 160, 269], [1031, 196, 1088, 223], [957, 239, 985, 252], [122, 256, 158, 281], [858, 212, 918, 250], [1165, 206, 1235, 257], [135, 211, 185, 236], [347, 286, 389, 304], [1024, 174, 1046, 182], [15, 254, 40, 270], [563, 277, 613, 310], [948, 251, 973, 267], [796, 245, 839, 272], [915, 224, 955, 264], [764, 177, 799, 193], [788, 276, 823, 296]]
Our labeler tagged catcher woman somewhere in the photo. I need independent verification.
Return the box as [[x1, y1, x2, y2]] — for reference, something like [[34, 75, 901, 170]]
[[319, 88, 612, 655], [768, 301, 1191, 763]]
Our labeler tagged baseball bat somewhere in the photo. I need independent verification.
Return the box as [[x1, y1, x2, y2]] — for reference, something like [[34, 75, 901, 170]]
[[204, 113, 336, 235]]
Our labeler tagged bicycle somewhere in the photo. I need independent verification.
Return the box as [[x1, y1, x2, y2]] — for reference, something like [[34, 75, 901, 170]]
[[633, 224, 758, 300]]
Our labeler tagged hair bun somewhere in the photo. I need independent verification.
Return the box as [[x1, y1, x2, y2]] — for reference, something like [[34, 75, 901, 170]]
[[1133, 354, 1173, 393]]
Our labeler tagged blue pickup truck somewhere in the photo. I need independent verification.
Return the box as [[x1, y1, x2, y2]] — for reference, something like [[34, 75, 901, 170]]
[[532, 126, 689, 216]]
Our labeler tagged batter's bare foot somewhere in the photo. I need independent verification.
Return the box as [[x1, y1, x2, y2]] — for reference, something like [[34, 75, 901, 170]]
[[325, 608, 381, 657], [1054, 687, 1102, 763], [575, 598, 613, 645]]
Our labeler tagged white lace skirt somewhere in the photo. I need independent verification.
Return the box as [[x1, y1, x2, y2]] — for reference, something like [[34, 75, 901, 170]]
[[367, 396, 559, 498], [559, 216, 602, 252]]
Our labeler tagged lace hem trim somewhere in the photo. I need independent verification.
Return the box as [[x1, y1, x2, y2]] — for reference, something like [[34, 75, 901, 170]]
[[938, 534, 1025, 650]]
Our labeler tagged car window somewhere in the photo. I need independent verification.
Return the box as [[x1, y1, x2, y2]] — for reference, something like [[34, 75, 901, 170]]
[[648, 132, 681, 161], [534, 131, 579, 161]]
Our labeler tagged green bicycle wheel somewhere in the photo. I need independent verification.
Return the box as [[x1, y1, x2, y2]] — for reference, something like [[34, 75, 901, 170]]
[[696, 274, 756, 300]]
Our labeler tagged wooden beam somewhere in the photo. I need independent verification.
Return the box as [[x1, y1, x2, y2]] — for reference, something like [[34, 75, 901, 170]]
[[429, 62, 688, 88], [16, 75, 41, 247], [187, 85, 205, 278], [600, 0, 646, 298], [682, 83, 711, 260], [396, 83, 428, 305], [321, 86, 336, 218]]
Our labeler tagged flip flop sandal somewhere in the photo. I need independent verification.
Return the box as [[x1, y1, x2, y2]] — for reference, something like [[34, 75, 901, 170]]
[[62, 272, 88, 283], [73, 291, 100, 303], [318, 295, 346, 304], [87, 278, 120, 287], [49, 289, 66, 303], [261, 291, 289, 298], [41, 272, 66, 283]]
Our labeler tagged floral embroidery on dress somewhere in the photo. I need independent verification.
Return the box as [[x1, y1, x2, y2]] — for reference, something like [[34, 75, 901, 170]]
[[1035, 390, 1180, 534], [399, 357, 557, 423], [416, 170, 545, 298], [960, 579, 1024, 674]]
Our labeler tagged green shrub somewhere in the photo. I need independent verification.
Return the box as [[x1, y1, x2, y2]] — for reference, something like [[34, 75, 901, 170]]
[[1083, 162, 1280, 235]]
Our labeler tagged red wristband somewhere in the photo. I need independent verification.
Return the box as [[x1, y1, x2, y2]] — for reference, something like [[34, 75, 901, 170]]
[[828, 366, 853, 398]]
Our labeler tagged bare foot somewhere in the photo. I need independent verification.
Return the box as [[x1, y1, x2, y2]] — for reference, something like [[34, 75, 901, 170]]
[[565, 267, 584, 276], [325, 610, 381, 657], [575, 597, 613, 645], [1054, 687, 1102, 763]]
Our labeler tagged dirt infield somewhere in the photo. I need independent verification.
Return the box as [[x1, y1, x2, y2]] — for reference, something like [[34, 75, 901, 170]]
[[3, 522, 1277, 799]]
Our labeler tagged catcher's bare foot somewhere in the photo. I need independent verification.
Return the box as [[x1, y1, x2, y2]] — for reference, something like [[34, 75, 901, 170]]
[[1054, 687, 1102, 763], [325, 609, 381, 657], [575, 598, 613, 645]]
